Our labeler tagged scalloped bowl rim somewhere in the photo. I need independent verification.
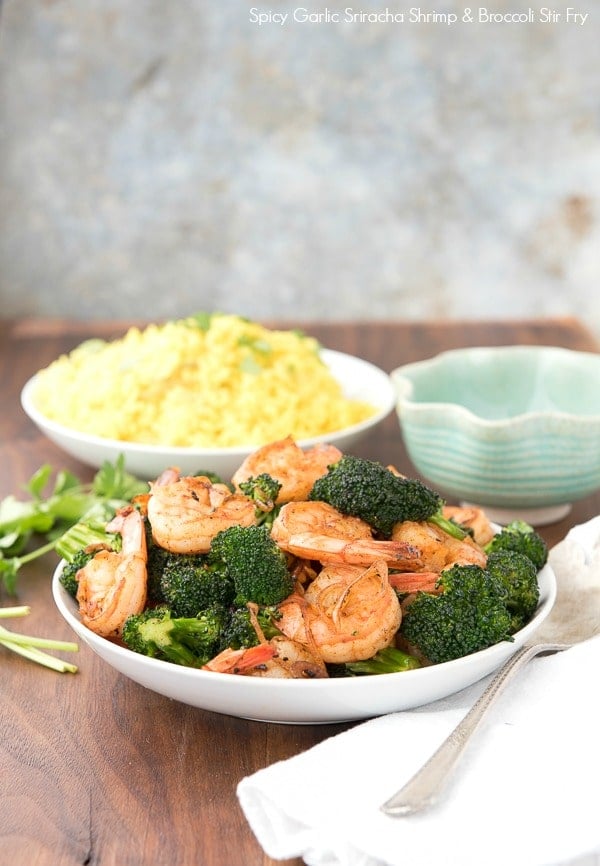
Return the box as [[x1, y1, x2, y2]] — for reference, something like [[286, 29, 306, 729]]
[[52, 557, 557, 724], [392, 345, 600, 429], [21, 348, 396, 465]]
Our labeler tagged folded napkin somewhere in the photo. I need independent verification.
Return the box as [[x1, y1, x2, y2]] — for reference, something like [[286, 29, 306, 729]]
[[237, 518, 600, 866]]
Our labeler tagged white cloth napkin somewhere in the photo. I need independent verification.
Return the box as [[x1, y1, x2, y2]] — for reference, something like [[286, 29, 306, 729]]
[[237, 518, 600, 866]]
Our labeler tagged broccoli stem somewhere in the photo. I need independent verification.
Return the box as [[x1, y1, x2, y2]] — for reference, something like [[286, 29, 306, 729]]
[[429, 512, 468, 541], [346, 646, 421, 674]]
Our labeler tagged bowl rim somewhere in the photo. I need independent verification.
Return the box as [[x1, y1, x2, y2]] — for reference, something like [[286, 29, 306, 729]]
[[52, 555, 557, 692], [391, 344, 600, 428], [21, 348, 397, 456]]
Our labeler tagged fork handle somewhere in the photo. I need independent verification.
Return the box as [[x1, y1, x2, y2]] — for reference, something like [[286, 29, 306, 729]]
[[380, 642, 569, 817]]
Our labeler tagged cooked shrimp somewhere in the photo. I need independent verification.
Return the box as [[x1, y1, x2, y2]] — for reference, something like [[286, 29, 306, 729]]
[[231, 436, 342, 503], [388, 571, 441, 593], [76, 506, 147, 638], [270, 500, 422, 568], [202, 636, 328, 678], [277, 560, 401, 663], [147, 474, 257, 554], [251, 636, 329, 678], [131, 466, 181, 515], [391, 520, 487, 572], [442, 505, 495, 546], [202, 642, 276, 674]]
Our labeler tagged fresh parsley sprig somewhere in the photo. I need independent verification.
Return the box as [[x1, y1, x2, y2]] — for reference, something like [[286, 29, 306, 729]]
[[0, 455, 148, 593]]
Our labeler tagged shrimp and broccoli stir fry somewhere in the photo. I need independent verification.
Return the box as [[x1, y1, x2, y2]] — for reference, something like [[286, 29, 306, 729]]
[[60, 436, 547, 677]]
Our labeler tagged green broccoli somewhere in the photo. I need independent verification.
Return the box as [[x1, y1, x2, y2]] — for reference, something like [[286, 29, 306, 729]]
[[59, 548, 95, 598], [144, 518, 172, 603], [159, 553, 236, 618], [309, 454, 466, 540], [56, 519, 122, 598], [209, 524, 294, 606], [486, 549, 540, 632], [485, 519, 548, 569], [238, 473, 282, 527], [122, 605, 224, 666], [219, 604, 282, 650], [399, 563, 513, 664], [345, 646, 421, 675]]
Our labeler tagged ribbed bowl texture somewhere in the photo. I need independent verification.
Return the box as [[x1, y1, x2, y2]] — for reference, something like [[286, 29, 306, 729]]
[[392, 345, 600, 509]]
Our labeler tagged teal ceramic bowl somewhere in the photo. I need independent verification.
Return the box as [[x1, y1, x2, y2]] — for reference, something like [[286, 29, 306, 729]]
[[392, 345, 600, 525]]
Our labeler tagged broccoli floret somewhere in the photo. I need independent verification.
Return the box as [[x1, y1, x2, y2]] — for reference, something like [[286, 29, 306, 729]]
[[57, 520, 122, 598], [345, 646, 421, 675], [159, 554, 236, 617], [59, 548, 95, 598], [209, 524, 293, 606], [486, 549, 540, 632], [485, 520, 548, 570], [220, 604, 282, 650], [309, 454, 466, 540], [399, 563, 513, 664], [122, 605, 224, 666], [238, 473, 282, 527], [143, 517, 172, 603]]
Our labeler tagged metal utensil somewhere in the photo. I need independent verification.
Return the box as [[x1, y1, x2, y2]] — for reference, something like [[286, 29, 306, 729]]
[[380, 640, 569, 816], [381, 538, 600, 817]]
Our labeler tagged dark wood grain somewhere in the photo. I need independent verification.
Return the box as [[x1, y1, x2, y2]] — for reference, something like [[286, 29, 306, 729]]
[[1, 316, 598, 866]]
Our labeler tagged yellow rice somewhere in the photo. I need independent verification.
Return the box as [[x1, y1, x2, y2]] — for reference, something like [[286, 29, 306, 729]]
[[32, 314, 377, 448]]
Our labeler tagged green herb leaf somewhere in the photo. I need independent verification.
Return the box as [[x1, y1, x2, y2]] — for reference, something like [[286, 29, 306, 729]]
[[0, 456, 147, 593], [25, 465, 53, 499], [186, 312, 214, 331], [239, 356, 263, 375], [237, 334, 272, 355], [92, 455, 147, 501]]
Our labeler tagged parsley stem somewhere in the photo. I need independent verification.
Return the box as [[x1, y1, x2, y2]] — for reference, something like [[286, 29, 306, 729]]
[[0, 612, 79, 673], [0, 625, 78, 652], [0, 605, 31, 618], [0, 636, 78, 673], [16, 539, 59, 565]]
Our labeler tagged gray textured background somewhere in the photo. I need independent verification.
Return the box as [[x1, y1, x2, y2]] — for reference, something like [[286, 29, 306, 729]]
[[1, 0, 599, 333]]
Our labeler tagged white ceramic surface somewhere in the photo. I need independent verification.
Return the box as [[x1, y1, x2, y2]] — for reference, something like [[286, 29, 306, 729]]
[[22, 349, 395, 481], [52, 561, 556, 725], [392, 345, 600, 523]]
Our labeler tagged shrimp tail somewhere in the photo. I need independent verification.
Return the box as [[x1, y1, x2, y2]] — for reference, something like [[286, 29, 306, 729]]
[[202, 643, 276, 674], [283, 532, 422, 568], [388, 571, 441, 593]]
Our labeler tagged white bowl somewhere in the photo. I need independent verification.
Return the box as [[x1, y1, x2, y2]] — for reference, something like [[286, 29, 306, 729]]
[[22, 349, 395, 482], [392, 345, 600, 526], [52, 560, 556, 725]]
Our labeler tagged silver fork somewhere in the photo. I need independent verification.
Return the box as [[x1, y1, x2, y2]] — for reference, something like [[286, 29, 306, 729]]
[[380, 641, 571, 817]]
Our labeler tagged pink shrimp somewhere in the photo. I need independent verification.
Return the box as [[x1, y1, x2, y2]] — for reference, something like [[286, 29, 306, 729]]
[[270, 500, 423, 568], [231, 436, 342, 504], [277, 560, 401, 663], [147, 473, 257, 554], [76, 506, 147, 638]]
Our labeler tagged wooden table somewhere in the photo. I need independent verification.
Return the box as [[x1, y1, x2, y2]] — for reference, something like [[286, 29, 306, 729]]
[[1, 316, 598, 866]]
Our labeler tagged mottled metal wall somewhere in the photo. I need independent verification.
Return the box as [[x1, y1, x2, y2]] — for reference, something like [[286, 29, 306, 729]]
[[1, 1, 599, 333]]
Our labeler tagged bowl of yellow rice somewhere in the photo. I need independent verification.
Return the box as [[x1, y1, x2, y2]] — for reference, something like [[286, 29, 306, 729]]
[[21, 314, 395, 482]]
